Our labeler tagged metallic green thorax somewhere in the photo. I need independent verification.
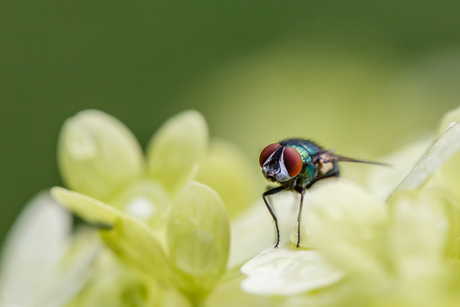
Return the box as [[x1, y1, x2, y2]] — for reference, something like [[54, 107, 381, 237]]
[[279, 138, 338, 189]]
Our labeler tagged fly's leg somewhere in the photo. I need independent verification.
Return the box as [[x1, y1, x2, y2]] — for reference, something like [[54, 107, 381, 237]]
[[296, 164, 339, 248], [295, 190, 305, 248], [262, 186, 286, 248]]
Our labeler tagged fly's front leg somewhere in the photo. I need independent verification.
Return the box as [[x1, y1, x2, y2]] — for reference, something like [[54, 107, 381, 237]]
[[262, 186, 286, 248]]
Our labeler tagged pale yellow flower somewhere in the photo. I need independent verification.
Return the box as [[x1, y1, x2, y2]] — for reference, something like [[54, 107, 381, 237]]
[[52, 109, 263, 306], [240, 106, 460, 307]]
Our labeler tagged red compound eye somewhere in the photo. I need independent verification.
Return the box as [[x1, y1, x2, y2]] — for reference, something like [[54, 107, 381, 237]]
[[259, 143, 280, 167], [283, 147, 303, 177]]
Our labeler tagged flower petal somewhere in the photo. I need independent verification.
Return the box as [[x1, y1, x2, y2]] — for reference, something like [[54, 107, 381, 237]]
[[437, 106, 460, 137], [146, 110, 208, 194], [51, 187, 120, 227], [436, 107, 460, 200], [0, 191, 94, 307], [366, 136, 434, 202], [391, 121, 460, 195], [387, 189, 460, 279], [100, 216, 174, 286], [196, 139, 261, 218], [228, 192, 299, 269], [208, 274, 271, 307], [241, 247, 343, 296], [66, 250, 173, 307], [107, 180, 171, 230], [167, 182, 230, 297], [58, 110, 144, 201], [297, 179, 386, 276], [51, 187, 174, 287], [41, 229, 100, 307]]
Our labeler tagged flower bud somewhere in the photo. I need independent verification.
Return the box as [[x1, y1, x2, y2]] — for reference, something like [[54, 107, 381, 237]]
[[58, 110, 143, 201], [146, 110, 208, 195], [167, 182, 229, 298]]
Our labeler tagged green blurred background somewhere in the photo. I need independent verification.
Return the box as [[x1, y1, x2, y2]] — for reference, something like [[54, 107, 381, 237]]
[[1, 0, 460, 246]]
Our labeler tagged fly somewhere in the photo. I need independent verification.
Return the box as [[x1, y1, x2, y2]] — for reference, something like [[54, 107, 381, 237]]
[[259, 138, 386, 248]]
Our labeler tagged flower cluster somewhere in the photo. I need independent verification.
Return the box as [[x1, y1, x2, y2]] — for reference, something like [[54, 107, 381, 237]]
[[1, 110, 268, 307], [52, 109, 268, 307], [2, 107, 460, 307], [241, 106, 460, 307]]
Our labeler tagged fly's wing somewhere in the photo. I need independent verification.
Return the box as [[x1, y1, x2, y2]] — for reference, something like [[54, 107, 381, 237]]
[[312, 149, 389, 166]]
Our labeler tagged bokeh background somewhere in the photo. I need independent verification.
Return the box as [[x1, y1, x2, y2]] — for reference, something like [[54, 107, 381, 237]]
[[1, 0, 460, 247]]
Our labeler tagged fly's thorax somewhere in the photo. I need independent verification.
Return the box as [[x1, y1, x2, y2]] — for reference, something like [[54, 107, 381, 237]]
[[279, 139, 322, 159], [283, 145, 315, 182]]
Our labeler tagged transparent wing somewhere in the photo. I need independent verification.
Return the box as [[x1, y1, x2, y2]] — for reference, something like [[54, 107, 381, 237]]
[[311, 150, 389, 166]]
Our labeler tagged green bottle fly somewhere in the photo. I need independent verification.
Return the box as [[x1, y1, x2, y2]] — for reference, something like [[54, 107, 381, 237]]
[[259, 138, 385, 248]]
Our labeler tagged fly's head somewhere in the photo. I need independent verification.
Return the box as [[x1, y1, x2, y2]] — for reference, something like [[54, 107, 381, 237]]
[[259, 143, 303, 183]]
